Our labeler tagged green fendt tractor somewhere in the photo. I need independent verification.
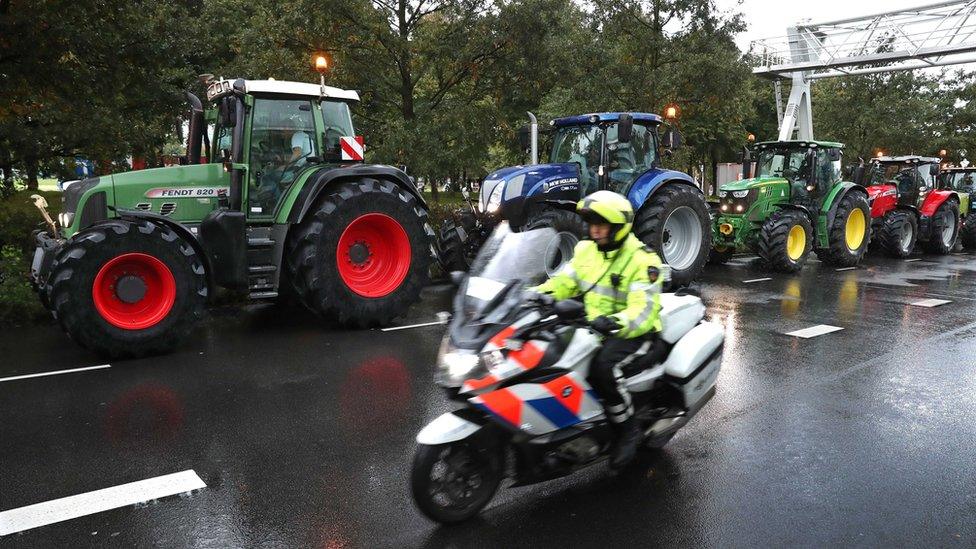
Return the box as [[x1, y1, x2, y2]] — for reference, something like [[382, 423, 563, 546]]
[[30, 77, 434, 357], [939, 166, 976, 249], [711, 140, 870, 272]]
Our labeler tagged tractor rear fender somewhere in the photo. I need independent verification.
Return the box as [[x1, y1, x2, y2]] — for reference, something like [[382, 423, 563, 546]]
[[627, 169, 699, 207], [822, 183, 867, 226], [919, 189, 959, 218], [113, 209, 215, 296], [284, 165, 426, 225]]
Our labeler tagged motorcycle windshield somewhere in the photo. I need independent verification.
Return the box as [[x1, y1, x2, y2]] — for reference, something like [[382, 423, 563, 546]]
[[449, 223, 569, 348]]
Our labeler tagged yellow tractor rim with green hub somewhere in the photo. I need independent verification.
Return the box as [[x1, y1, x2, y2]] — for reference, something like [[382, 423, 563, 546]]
[[845, 208, 866, 251], [787, 225, 806, 260]]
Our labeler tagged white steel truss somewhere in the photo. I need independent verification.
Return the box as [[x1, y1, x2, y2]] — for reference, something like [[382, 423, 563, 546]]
[[750, 1, 976, 140]]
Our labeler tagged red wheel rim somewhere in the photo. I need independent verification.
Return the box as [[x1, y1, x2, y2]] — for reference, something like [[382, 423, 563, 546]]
[[336, 213, 412, 297], [93, 253, 177, 330]]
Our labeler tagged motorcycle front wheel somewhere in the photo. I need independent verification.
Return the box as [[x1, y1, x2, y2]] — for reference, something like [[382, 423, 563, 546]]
[[410, 441, 503, 524]]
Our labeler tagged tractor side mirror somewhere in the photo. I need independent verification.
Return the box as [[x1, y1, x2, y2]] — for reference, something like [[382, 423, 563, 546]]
[[828, 148, 842, 161], [517, 125, 531, 152], [218, 97, 236, 127], [930, 163, 940, 176], [617, 114, 634, 144], [740, 147, 753, 179], [660, 128, 682, 150]]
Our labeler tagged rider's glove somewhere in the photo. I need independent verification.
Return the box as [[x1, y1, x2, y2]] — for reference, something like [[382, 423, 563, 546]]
[[523, 290, 554, 307], [591, 315, 622, 336]]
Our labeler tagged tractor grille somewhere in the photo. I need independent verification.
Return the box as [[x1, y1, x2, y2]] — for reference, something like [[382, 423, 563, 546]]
[[159, 202, 177, 216], [718, 190, 759, 215], [79, 191, 107, 229]]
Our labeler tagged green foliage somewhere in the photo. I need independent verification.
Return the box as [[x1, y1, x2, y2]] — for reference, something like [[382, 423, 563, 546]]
[[0, 245, 48, 325], [0, 191, 61, 254]]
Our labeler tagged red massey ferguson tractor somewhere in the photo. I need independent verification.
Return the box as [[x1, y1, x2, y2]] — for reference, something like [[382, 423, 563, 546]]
[[860, 155, 960, 257]]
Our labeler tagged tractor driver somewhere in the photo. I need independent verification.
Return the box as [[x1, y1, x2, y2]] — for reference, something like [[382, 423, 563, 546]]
[[530, 190, 664, 469]]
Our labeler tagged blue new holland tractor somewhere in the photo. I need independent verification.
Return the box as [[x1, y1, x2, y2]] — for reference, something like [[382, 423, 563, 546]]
[[438, 112, 711, 287]]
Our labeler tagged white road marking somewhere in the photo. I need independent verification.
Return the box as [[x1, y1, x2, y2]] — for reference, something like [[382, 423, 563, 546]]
[[904, 258, 923, 262], [835, 267, 857, 271], [0, 364, 110, 384], [743, 277, 773, 283], [785, 325, 844, 339], [911, 298, 952, 307], [0, 470, 206, 536], [381, 319, 448, 332]]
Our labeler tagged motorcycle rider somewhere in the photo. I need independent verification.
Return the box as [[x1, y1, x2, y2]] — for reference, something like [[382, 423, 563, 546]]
[[532, 190, 664, 468]]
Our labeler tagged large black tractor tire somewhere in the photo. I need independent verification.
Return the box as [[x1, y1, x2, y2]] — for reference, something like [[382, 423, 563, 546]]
[[816, 192, 871, 267], [634, 185, 711, 288], [921, 200, 960, 255], [758, 210, 813, 273], [288, 178, 434, 327], [47, 219, 206, 358], [877, 210, 918, 258], [411, 441, 503, 524], [438, 218, 471, 272], [523, 207, 587, 276], [961, 214, 976, 251]]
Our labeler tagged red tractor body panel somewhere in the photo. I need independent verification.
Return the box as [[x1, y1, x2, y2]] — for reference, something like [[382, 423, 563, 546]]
[[867, 184, 898, 218], [919, 189, 956, 217]]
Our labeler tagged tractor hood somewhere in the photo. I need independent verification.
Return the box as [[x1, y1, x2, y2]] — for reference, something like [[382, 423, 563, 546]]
[[866, 183, 896, 200], [719, 176, 787, 192], [479, 163, 580, 213]]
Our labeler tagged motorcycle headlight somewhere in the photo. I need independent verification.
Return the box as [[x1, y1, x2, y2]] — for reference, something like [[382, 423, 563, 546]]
[[732, 190, 750, 198], [440, 351, 480, 382]]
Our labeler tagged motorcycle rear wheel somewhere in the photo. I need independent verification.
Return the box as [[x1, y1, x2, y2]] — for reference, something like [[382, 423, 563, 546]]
[[411, 441, 503, 524]]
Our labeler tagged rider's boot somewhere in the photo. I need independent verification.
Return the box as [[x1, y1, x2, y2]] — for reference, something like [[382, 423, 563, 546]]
[[610, 416, 641, 469]]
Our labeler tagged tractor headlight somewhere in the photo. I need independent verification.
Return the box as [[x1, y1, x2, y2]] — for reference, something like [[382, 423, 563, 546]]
[[484, 183, 504, 213], [720, 204, 729, 211], [732, 190, 750, 198], [58, 212, 74, 228], [718, 190, 728, 198]]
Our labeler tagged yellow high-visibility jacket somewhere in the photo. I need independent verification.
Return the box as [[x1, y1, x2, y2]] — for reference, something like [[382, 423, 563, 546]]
[[534, 233, 663, 338]]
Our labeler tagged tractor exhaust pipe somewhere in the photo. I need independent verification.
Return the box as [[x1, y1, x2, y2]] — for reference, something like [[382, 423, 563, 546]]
[[185, 91, 204, 165], [528, 112, 538, 165]]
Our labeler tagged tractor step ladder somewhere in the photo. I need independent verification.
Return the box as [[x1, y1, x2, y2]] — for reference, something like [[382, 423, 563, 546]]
[[245, 227, 283, 300]]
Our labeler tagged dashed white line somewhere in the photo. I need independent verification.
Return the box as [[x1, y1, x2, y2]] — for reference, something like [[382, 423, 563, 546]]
[[0, 470, 206, 536], [904, 258, 923, 262], [835, 267, 857, 272], [785, 324, 844, 339], [381, 320, 448, 332], [742, 277, 773, 283], [0, 364, 110, 384], [911, 298, 952, 307]]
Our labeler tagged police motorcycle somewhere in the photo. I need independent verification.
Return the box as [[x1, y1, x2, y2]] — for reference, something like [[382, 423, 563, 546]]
[[411, 222, 724, 524]]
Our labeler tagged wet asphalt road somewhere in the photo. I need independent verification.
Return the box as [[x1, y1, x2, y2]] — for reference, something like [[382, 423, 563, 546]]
[[2, 250, 976, 547]]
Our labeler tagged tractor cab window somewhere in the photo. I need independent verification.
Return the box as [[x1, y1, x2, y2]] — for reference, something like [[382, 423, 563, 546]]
[[247, 99, 318, 216], [320, 100, 355, 157], [755, 147, 812, 196], [881, 163, 922, 197], [945, 171, 976, 193], [606, 123, 655, 194], [551, 124, 601, 195], [812, 149, 841, 194]]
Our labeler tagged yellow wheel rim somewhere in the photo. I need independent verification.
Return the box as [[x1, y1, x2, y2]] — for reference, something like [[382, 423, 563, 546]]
[[845, 208, 866, 251], [787, 225, 806, 260]]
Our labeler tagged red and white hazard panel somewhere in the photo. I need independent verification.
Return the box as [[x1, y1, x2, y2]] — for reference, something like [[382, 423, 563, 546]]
[[340, 136, 365, 161]]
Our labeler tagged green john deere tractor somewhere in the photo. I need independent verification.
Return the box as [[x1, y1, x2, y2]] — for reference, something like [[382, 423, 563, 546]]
[[711, 140, 871, 272], [30, 77, 434, 358], [939, 166, 976, 249]]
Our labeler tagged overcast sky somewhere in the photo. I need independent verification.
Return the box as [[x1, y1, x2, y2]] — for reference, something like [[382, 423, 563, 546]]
[[720, 0, 953, 51]]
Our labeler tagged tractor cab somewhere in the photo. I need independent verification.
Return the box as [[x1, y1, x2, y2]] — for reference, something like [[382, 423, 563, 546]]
[[198, 78, 361, 218], [940, 166, 976, 194], [748, 140, 843, 206], [866, 156, 941, 207]]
